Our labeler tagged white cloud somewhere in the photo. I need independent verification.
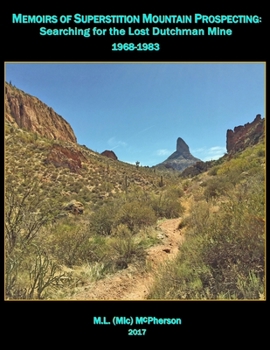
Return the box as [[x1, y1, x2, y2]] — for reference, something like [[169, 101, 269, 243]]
[[108, 137, 127, 149], [204, 147, 226, 161], [192, 146, 226, 161], [209, 146, 225, 152]]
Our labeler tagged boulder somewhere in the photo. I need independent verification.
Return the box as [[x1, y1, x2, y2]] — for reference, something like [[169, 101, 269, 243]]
[[63, 200, 84, 214]]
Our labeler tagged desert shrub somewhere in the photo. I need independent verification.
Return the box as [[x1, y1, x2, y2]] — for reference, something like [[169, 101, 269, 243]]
[[183, 200, 211, 234], [148, 179, 265, 299], [150, 185, 184, 219], [5, 175, 61, 254], [204, 177, 233, 201], [148, 254, 212, 299], [199, 185, 264, 298], [99, 181, 114, 193], [47, 223, 97, 267], [166, 185, 184, 198], [114, 200, 157, 233], [217, 145, 264, 179], [80, 189, 93, 203], [151, 191, 185, 219], [4, 172, 74, 299], [66, 262, 109, 288], [182, 180, 190, 191], [110, 227, 146, 269], [257, 148, 265, 157], [114, 223, 132, 237], [208, 166, 219, 176], [5, 238, 66, 299], [89, 201, 118, 236], [70, 182, 83, 194]]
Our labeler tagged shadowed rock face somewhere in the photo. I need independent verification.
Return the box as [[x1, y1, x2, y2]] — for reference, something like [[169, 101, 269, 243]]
[[176, 137, 190, 155], [226, 114, 265, 154], [157, 137, 201, 171], [101, 150, 118, 160], [181, 160, 214, 178], [5, 82, 77, 143]]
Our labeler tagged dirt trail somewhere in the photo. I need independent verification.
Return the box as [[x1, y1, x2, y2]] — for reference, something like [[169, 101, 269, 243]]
[[71, 217, 185, 300]]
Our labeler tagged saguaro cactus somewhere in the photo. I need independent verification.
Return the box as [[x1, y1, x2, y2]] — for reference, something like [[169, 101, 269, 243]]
[[123, 175, 128, 194], [159, 175, 164, 187]]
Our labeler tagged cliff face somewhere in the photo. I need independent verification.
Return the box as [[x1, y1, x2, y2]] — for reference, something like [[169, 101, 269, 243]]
[[226, 114, 265, 154], [5, 82, 77, 143], [157, 137, 201, 171]]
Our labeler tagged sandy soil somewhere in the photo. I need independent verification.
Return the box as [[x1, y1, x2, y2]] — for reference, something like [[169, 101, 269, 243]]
[[70, 217, 185, 300]]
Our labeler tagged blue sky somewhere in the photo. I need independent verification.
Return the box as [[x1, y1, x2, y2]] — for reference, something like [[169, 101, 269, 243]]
[[5, 63, 265, 166]]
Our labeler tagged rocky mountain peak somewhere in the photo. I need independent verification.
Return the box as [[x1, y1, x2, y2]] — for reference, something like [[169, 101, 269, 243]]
[[176, 137, 190, 154], [156, 137, 201, 171]]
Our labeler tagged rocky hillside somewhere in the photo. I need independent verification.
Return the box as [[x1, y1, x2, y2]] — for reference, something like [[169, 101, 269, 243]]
[[156, 137, 201, 171], [226, 114, 264, 155], [5, 82, 77, 143]]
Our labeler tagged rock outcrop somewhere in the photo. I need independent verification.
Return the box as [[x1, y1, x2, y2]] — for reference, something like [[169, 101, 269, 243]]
[[44, 144, 86, 173], [5, 82, 77, 143], [226, 114, 264, 154], [156, 137, 201, 171], [63, 200, 84, 214], [181, 160, 215, 178], [101, 150, 118, 160]]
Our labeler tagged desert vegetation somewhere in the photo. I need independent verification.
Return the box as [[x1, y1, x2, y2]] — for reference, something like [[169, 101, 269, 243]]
[[5, 122, 265, 300], [147, 142, 265, 299], [5, 123, 185, 299]]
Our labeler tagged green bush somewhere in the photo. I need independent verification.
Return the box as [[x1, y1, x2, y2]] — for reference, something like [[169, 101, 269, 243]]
[[208, 166, 219, 176], [204, 177, 233, 201], [5, 241, 65, 299], [257, 148, 265, 157], [110, 227, 146, 269], [151, 193, 184, 219], [89, 201, 118, 236], [48, 223, 97, 267], [115, 200, 157, 233]]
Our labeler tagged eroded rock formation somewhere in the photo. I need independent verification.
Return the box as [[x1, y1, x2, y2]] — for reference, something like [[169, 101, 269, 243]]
[[157, 137, 201, 171], [5, 82, 77, 143], [181, 160, 215, 178], [226, 114, 264, 154], [44, 144, 86, 173], [101, 150, 118, 160]]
